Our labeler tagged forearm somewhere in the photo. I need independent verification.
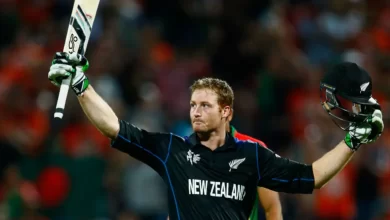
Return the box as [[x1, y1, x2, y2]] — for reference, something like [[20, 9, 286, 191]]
[[312, 141, 354, 189], [78, 85, 119, 139]]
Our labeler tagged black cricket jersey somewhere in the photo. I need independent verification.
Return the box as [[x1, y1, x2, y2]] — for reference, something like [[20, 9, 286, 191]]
[[111, 120, 315, 220]]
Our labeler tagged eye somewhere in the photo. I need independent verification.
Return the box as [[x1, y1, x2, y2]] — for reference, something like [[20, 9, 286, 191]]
[[202, 103, 209, 108], [190, 103, 196, 108]]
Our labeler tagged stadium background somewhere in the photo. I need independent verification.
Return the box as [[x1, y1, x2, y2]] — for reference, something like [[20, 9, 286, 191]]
[[1, 0, 390, 219]]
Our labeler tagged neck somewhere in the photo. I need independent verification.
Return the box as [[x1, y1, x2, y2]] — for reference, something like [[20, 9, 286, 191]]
[[226, 123, 231, 132], [197, 129, 226, 151]]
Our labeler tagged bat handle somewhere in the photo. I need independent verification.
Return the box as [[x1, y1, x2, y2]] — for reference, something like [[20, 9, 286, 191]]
[[54, 78, 72, 119]]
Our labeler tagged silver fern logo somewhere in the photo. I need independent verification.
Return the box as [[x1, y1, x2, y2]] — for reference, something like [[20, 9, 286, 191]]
[[360, 82, 370, 93], [229, 158, 246, 172]]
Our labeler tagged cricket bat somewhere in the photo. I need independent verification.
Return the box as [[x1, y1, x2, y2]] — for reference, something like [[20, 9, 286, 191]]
[[53, 0, 100, 119]]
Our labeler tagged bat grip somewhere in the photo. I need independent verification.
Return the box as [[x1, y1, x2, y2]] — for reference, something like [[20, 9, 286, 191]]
[[54, 78, 72, 119]]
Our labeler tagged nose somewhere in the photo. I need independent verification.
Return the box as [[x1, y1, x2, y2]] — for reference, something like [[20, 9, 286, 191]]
[[193, 106, 201, 117], [194, 110, 201, 117]]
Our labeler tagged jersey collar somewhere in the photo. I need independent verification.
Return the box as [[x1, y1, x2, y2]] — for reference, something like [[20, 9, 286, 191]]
[[187, 132, 237, 151], [230, 125, 237, 137]]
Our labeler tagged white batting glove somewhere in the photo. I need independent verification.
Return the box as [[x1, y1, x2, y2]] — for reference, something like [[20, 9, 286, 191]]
[[344, 109, 384, 150], [48, 52, 90, 96]]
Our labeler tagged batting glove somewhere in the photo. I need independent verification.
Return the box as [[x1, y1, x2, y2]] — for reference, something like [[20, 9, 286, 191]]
[[344, 109, 384, 151], [48, 52, 90, 96]]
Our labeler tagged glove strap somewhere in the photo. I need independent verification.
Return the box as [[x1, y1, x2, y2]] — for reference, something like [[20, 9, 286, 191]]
[[72, 75, 90, 96], [344, 132, 361, 151]]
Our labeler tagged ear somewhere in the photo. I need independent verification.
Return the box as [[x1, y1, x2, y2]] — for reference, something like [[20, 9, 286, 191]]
[[222, 106, 232, 119], [227, 108, 234, 122]]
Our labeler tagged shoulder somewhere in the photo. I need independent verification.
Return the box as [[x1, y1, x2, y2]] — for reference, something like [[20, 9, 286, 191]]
[[171, 133, 187, 142], [169, 133, 196, 150], [234, 131, 268, 148]]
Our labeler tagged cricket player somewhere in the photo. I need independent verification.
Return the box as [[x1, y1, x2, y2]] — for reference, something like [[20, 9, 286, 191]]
[[166, 123, 282, 220], [167, 121, 282, 220], [48, 53, 383, 220]]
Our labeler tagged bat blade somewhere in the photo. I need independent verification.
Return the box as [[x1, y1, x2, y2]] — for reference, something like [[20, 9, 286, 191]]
[[54, 0, 100, 119]]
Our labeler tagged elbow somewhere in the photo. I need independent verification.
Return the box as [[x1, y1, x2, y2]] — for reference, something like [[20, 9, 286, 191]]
[[105, 128, 119, 140], [314, 182, 324, 189], [107, 123, 120, 140], [312, 164, 326, 189], [314, 178, 329, 189], [100, 119, 120, 140]]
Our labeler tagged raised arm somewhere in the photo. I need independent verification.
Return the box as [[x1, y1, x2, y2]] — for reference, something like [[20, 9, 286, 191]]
[[78, 85, 119, 139], [49, 52, 119, 139], [312, 141, 353, 188], [312, 109, 383, 188], [48, 52, 173, 172], [257, 109, 383, 192]]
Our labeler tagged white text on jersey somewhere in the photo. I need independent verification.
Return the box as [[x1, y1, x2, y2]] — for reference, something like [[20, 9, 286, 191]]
[[188, 179, 246, 201]]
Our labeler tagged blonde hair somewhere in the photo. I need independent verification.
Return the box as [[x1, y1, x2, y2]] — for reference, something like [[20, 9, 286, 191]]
[[190, 77, 234, 108]]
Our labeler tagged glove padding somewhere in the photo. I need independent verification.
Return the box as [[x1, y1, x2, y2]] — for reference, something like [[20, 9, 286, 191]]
[[344, 109, 384, 150], [48, 52, 90, 96]]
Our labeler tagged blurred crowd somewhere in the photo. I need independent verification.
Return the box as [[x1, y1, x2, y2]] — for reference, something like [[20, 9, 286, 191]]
[[1, 0, 390, 219]]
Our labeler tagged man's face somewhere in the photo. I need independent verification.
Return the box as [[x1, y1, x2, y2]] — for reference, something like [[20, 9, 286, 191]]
[[190, 89, 230, 133]]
